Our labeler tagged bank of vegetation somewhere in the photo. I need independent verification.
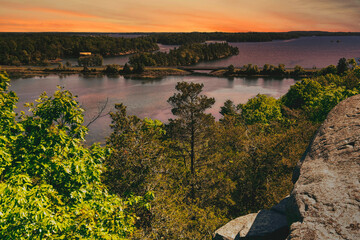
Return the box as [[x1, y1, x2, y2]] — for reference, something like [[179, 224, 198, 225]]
[[0, 33, 158, 65], [129, 42, 239, 67], [215, 58, 358, 78], [1, 58, 359, 238], [152, 31, 360, 45]]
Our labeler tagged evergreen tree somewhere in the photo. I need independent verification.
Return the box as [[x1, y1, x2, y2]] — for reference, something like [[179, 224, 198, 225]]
[[167, 82, 215, 198], [337, 57, 349, 74]]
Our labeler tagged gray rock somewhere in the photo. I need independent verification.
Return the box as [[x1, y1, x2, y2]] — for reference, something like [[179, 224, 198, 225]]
[[287, 94, 360, 240], [214, 213, 258, 240], [214, 197, 290, 240]]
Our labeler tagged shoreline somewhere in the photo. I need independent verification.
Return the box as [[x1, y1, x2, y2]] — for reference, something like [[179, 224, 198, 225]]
[[1, 65, 317, 79], [0, 65, 191, 79]]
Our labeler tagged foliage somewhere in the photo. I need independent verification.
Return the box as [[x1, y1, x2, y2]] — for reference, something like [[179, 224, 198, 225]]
[[129, 43, 239, 67], [225, 64, 235, 75], [122, 63, 132, 74], [0, 33, 158, 65], [0, 74, 146, 239], [167, 82, 215, 178], [219, 99, 240, 117], [239, 94, 283, 124], [152, 32, 360, 45], [105, 104, 165, 197], [292, 65, 306, 76], [104, 64, 121, 74], [337, 57, 349, 75], [78, 54, 103, 67], [282, 72, 360, 121]]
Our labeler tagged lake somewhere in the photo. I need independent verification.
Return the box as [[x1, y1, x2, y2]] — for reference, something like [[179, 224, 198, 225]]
[[198, 36, 360, 68], [9, 75, 296, 144]]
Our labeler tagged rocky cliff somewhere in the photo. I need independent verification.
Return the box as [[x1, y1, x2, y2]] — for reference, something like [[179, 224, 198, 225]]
[[214, 95, 360, 240]]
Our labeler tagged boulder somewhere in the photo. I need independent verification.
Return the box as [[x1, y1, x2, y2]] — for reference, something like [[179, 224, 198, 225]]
[[214, 197, 290, 240], [287, 94, 360, 239]]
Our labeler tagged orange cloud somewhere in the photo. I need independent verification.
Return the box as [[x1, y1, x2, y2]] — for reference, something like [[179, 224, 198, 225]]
[[0, 17, 136, 32], [0, 0, 359, 32], [1, 1, 99, 19], [27, 7, 100, 19]]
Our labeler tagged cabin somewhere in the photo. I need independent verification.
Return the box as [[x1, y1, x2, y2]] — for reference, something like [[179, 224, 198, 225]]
[[80, 52, 92, 56]]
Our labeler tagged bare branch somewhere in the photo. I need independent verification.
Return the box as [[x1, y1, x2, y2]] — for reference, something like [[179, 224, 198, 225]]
[[86, 98, 110, 128]]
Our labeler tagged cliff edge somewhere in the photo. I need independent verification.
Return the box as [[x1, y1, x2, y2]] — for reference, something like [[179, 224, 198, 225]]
[[214, 94, 360, 240]]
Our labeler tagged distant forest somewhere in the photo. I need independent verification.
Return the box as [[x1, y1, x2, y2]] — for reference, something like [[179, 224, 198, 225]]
[[0, 33, 158, 65], [129, 43, 239, 67], [151, 31, 360, 45], [1, 31, 359, 66]]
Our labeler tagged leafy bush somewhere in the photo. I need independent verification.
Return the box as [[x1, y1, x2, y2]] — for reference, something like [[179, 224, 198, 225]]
[[239, 94, 282, 124], [0, 73, 147, 239]]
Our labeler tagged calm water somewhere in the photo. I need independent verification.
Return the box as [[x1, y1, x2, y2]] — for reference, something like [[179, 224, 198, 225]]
[[9, 75, 296, 144], [197, 36, 360, 68]]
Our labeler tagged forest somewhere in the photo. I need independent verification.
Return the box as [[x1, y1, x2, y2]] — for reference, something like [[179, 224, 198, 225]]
[[129, 42, 239, 67], [1, 59, 359, 239], [152, 31, 360, 45], [0, 33, 158, 65], [2, 31, 359, 67]]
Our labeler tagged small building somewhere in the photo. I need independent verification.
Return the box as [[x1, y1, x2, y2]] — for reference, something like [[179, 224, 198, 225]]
[[80, 52, 92, 56]]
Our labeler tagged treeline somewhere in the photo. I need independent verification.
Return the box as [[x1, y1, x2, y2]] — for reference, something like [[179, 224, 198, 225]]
[[129, 43, 239, 67], [224, 58, 358, 77], [1, 64, 359, 239], [152, 31, 360, 45], [0, 33, 158, 65]]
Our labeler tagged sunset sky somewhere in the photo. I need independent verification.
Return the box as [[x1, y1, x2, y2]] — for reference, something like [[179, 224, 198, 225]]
[[1, 0, 359, 32]]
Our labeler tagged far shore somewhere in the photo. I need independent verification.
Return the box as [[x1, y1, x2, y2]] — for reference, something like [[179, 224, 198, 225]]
[[1, 65, 317, 79]]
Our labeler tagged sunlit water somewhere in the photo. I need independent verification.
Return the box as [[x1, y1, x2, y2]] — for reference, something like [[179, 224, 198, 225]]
[[10, 75, 296, 144]]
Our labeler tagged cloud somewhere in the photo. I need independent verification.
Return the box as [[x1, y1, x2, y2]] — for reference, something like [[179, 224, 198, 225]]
[[0, 0, 359, 32]]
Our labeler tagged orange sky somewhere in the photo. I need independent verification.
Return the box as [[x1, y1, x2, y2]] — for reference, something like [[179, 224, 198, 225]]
[[1, 0, 359, 32]]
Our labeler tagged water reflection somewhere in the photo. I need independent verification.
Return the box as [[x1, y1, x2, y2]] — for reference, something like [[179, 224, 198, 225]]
[[10, 75, 297, 144]]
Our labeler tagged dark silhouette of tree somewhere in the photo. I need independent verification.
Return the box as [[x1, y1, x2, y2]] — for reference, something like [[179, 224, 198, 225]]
[[337, 57, 349, 74], [220, 99, 239, 117], [167, 82, 215, 198], [122, 63, 131, 74]]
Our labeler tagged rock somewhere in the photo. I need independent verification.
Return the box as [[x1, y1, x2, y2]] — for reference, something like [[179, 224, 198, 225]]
[[214, 213, 258, 240], [287, 94, 360, 240], [214, 197, 290, 240], [214, 95, 360, 240]]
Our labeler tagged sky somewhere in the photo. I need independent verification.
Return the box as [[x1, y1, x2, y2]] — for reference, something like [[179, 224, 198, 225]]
[[0, 0, 359, 32]]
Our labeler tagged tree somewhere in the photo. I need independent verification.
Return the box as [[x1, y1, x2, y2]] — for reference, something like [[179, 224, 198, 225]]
[[226, 64, 235, 74], [105, 103, 165, 197], [104, 64, 120, 74], [122, 63, 132, 74], [220, 99, 239, 117], [293, 65, 305, 76], [167, 82, 215, 199], [0, 74, 148, 239], [78, 54, 103, 67], [337, 57, 349, 74], [348, 58, 357, 69], [239, 94, 282, 124]]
